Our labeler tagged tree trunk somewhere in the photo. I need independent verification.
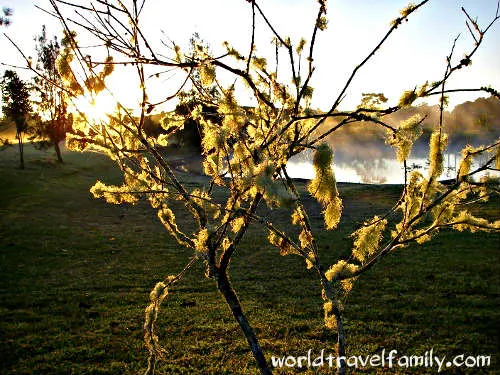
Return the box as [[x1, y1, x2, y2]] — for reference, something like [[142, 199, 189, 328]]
[[334, 307, 347, 375], [17, 131, 24, 169], [54, 141, 63, 163], [319, 274, 347, 375], [216, 271, 273, 375]]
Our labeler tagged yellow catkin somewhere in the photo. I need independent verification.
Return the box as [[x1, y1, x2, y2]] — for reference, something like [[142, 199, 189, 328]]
[[324, 197, 343, 230], [231, 217, 245, 233], [193, 228, 209, 253], [325, 260, 358, 281], [386, 114, 423, 162], [299, 229, 313, 250], [398, 89, 417, 107], [90, 180, 139, 205], [453, 211, 500, 232], [199, 63, 216, 87], [157, 205, 192, 248], [351, 217, 387, 262], [308, 143, 343, 229], [428, 131, 448, 179], [268, 231, 295, 256], [323, 301, 337, 329], [144, 280, 171, 374], [415, 232, 432, 244], [400, 3, 417, 17], [458, 145, 474, 179], [291, 206, 303, 225], [296, 38, 306, 54], [102, 55, 114, 77]]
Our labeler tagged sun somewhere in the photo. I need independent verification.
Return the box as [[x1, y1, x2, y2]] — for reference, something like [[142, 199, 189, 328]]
[[73, 92, 117, 124]]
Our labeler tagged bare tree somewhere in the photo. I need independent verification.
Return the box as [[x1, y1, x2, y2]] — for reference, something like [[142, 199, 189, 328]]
[[13, 1, 499, 374]]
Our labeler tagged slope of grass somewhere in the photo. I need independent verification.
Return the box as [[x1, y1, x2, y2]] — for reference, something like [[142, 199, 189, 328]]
[[0, 145, 498, 374]]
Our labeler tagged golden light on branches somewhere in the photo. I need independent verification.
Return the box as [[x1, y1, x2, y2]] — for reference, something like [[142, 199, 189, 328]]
[[9, 1, 497, 375]]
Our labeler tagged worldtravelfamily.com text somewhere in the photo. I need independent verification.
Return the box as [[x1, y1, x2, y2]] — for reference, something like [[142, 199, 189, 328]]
[[271, 348, 491, 372]]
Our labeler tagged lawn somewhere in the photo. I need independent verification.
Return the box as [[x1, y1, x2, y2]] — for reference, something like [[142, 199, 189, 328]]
[[0, 144, 499, 374]]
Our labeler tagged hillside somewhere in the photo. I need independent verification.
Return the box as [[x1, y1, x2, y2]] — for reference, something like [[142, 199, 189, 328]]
[[318, 95, 500, 161]]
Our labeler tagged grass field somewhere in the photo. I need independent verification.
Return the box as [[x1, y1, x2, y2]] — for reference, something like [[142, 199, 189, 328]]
[[0, 144, 499, 374]]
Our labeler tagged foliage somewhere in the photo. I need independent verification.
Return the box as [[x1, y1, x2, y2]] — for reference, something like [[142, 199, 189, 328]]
[[1, 70, 32, 128], [173, 33, 221, 150], [31, 26, 73, 162], [22, 1, 500, 374], [1, 70, 33, 169], [0, 6, 12, 26], [357, 93, 388, 111]]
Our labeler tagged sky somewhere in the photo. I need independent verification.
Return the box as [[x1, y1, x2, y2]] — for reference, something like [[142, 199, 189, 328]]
[[1, 0, 499, 115]]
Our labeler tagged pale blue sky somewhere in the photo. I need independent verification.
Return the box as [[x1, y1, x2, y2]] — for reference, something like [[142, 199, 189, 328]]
[[1, 0, 499, 113]]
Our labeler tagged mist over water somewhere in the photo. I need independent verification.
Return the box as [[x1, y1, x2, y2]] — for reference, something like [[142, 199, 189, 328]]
[[287, 138, 497, 184], [285, 96, 500, 184]]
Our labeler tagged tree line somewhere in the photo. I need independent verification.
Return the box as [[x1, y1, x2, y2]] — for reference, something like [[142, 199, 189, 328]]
[[1, 26, 205, 168]]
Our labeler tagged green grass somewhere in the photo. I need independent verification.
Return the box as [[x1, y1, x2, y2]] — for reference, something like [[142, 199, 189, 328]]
[[0, 145, 499, 374]]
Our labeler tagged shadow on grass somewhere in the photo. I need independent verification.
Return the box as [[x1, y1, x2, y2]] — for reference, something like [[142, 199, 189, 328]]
[[0, 145, 498, 374]]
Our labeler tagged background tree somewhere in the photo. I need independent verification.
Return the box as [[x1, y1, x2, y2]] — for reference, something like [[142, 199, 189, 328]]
[[26, 1, 500, 374], [0, 116, 11, 150], [31, 26, 72, 163], [173, 33, 221, 150], [0, 6, 12, 26], [1, 70, 32, 169]]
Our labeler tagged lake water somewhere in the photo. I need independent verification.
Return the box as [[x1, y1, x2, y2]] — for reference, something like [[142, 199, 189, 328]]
[[286, 151, 497, 184]]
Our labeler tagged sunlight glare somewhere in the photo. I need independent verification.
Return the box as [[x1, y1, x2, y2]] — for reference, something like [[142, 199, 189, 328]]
[[74, 92, 116, 124]]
